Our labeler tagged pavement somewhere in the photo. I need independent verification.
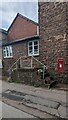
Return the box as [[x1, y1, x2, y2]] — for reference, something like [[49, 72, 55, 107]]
[[1, 80, 68, 119]]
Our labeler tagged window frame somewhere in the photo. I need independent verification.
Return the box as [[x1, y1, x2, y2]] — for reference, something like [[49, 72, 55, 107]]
[[28, 40, 39, 56], [3, 46, 13, 58]]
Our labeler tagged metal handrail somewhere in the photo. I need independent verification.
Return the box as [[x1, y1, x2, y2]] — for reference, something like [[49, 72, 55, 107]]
[[8, 56, 21, 72], [8, 55, 48, 77], [31, 56, 48, 79], [31, 56, 47, 69]]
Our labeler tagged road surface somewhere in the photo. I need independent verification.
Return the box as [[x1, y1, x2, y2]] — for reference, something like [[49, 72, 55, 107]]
[[1, 80, 68, 118], [0, 101, 35, 118]]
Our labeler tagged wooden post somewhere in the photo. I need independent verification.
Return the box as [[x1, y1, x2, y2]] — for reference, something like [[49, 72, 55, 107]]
[[43, 66, 45, 79], [16, 63, 18, 70], [31, 56, 33, 68], [20, 57, 21, 68]]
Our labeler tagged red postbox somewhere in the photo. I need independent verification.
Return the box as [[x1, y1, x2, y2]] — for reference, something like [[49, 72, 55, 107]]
[[58, 58, 64, 73]]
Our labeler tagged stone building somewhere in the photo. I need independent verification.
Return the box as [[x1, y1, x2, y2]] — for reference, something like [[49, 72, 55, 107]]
[[38, 2, 68, 82]]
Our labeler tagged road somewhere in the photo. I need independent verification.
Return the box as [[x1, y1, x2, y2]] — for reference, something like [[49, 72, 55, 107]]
[[0, 101, 35, 119], [0, 80, 36, 119], [1, 80, 68, 118]]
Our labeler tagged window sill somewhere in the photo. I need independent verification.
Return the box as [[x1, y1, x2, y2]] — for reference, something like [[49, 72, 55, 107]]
[[4, 56, 13, 59], [28, 54, 39, 57]]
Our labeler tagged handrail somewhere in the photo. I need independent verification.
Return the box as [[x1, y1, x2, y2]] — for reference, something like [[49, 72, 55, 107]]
[[31, 56, 48, 79], [8, 56, 21, 72], [31, 56, 47, 69], [8, 55, 48, 75]]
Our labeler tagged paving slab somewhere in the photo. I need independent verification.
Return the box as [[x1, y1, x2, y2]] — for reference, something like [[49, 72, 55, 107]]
[[24, 95, 59, 109], [2, 90, 60, 109], [25, 102, 60, 117], [2, 97, 55, 118]]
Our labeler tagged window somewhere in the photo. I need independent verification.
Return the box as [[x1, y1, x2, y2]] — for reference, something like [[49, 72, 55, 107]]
[[3, 46, 13, 58], [28, 40, 39, 56]]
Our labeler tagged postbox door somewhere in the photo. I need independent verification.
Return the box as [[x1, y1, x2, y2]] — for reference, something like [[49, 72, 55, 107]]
[[58, 58, 64, 73]]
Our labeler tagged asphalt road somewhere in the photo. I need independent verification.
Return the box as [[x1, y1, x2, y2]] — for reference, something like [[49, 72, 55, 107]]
[[1, 80, 68, 119], [0, 101, 35, 118]]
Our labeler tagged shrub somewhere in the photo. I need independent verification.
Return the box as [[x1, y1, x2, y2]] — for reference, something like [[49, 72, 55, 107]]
[[12, 68, 17, 72]]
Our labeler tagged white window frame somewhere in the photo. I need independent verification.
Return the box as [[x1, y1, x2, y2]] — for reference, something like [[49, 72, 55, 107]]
[[28, 40, 39, 56], [3, 46, 13, 58]]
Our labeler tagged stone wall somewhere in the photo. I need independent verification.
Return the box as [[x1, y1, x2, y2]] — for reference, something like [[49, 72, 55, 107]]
[[11, 68, 45, 86], [38, 2, 68, 82]]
